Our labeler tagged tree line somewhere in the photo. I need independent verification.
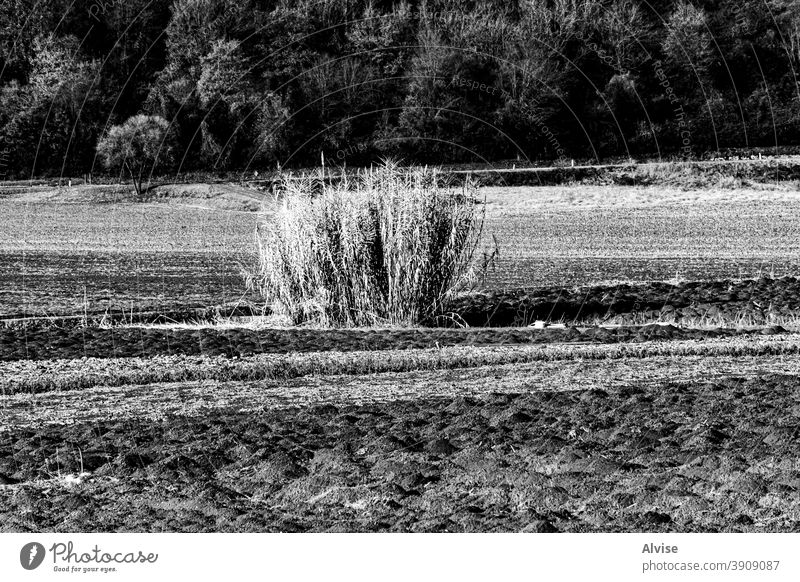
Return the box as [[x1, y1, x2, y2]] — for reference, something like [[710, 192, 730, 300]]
[[1, 0, 799, 178]]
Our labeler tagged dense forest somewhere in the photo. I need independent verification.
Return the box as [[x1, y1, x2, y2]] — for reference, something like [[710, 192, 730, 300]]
[[1, 0, 799, 177]]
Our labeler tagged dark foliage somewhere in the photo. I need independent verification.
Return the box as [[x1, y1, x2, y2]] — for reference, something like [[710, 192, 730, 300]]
[[0, 0, 798, 177]]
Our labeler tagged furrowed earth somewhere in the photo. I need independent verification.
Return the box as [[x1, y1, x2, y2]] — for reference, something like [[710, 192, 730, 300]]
[[1, 180, 800, 532], [2, 368, 800, 532]]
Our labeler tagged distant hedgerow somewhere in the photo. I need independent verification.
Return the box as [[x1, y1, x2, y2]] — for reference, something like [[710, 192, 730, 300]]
[[255, 161, 485, 327]]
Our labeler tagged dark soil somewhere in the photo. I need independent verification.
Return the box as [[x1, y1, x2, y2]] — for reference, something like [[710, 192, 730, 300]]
[[2, 274, 793, 362], [452, 276, 800, 327], [0, 325, 761, 362], [2, 374, 799, 532], [4, 273, 800, 336]]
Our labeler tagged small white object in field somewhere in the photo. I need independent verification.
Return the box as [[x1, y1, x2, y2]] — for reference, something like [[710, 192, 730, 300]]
[[571, 159, 575, 167], [68, 180, 72, 188], [63, 472, 91, 486], [529, 320, 547, 329]]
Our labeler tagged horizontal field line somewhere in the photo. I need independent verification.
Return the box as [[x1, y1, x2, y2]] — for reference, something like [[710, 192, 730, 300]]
[[2, 334, 800, 396], [2, 353, 800, 431]]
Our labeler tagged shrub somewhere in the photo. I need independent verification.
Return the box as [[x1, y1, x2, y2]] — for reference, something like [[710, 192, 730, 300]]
[[255, 161, 484, 327]]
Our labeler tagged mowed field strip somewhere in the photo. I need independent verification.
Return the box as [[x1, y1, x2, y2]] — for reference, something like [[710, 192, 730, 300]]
[[3, 334, 800, 430], [1, 333, 800, 394]]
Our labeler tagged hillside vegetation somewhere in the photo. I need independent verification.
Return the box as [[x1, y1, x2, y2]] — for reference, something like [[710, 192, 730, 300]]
[[1, 0, 799, 177]]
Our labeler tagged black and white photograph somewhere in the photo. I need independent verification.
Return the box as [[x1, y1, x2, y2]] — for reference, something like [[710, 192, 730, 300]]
[[1, 0, 799, 577]]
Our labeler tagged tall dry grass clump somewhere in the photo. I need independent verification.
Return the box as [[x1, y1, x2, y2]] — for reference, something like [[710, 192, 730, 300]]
[[255, 162, 484, 327]]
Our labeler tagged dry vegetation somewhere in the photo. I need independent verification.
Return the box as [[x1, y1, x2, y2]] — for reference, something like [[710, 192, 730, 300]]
[[255, 163, 485, 326], [2, 334, 800, 396]]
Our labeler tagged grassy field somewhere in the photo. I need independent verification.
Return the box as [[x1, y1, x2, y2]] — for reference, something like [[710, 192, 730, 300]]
[[0, 187, 261, 317], [2, 176, 800, 532], [3, 182, 800, 318], [481, 185, 800, 287]]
